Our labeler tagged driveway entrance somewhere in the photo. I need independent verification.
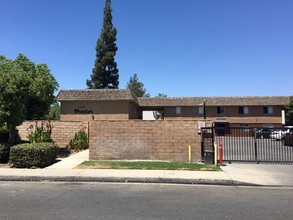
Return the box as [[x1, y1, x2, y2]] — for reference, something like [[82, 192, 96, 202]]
[[201, 127, 293, 163]]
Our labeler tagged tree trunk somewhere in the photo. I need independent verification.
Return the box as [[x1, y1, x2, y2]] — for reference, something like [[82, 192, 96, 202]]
[[8, 125, 17, 145]]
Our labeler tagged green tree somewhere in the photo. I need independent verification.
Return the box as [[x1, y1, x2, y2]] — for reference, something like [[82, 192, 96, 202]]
[[13, 54, 58, 120], [86, 0, 119, 89], [126, 74, 150, 97], [46, 101, 60, 120], [0, 54, 58, 143], [286, 96, 293, 125], [156, 93, 167, 97]]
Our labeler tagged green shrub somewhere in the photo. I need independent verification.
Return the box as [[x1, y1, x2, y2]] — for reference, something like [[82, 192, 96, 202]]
[[0, 144, 10, 163], [0, 125, 9, 142], [69, 129, 88, 151], [9, 143, 58, 168], [27, 121, 52, 143]]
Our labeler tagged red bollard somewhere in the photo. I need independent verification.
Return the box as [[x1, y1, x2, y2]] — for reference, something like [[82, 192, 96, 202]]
[[219, 137, 223, 165]]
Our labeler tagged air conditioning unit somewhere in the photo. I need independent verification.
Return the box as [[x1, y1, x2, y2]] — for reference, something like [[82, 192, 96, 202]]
[[142, 111, 158, 120]]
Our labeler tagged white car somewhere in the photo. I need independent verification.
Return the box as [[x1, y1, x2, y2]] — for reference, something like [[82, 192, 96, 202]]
[[270, 126, 293, 141]]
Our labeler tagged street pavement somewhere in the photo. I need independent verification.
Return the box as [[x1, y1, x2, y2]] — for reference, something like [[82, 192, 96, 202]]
[[0, 149, 293, 186]]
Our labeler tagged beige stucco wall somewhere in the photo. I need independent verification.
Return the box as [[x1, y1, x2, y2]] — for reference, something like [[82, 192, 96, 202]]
[[59, 99, 283, 127], [60, 100, 139, 121], [163, 106, 283, 126]]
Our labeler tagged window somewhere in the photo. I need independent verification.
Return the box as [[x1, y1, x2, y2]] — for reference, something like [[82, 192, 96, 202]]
[[263, 106, 273, 114], [195, 106, 204, 115], [217, 106, 225, 114], [172, 107, 181, 115], [240, 123, 249, 128], [263, 124, 274, 128], [239, 106, 249, 114]]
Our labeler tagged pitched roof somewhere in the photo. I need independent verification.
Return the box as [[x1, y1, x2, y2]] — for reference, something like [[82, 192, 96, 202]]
[[138, 96, 290, 107], [57, 89, 290, 107], [57, 89, 139, 104]]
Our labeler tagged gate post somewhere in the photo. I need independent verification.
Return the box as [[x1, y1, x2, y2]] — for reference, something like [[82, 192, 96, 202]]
[[201, 130, 204, 160], [254, 128, 258, 161], [219, 137, 223, 165]]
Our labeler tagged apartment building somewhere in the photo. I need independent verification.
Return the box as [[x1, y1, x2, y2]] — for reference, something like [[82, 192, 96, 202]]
[[57, 89, 289, 128]]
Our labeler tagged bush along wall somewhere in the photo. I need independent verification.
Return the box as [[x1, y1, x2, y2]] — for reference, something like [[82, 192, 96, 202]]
[[27, 121, 52, 143], [69, 129, 89, 151], [9, 143, 58, 168], [0, 144, 10, 163]]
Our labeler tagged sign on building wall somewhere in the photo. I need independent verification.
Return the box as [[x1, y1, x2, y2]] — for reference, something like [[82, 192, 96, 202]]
[[197, 121, 206, 133], [74, 107, 93, 114]]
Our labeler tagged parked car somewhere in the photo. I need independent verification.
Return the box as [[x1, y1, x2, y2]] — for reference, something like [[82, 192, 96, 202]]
[[256, 128, 272, 138], [270, 129, 286, 140], [283, 128, 293, 146], [271, 126, 293, 141]]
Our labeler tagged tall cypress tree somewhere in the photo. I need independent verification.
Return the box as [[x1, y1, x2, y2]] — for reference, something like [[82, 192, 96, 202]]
[[87, 0, 119, 89]]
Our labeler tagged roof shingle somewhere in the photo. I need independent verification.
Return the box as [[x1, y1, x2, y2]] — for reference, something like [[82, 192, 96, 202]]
[[138, 96, 290, 106], [57, 89, 289, 106], [57, 89, 138, 104]]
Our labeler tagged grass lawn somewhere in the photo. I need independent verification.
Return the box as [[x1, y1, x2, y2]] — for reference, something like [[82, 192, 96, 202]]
[[77, 161, 221, 171]]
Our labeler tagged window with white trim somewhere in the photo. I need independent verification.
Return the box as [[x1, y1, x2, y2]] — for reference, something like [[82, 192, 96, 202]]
[[217, 106, 225, 114], [195, 106, 204, 115], [263, 106, 273, 114], [172, 106, 181, 115], [239, 106, 249, 115], [263, 124, 274, 128]]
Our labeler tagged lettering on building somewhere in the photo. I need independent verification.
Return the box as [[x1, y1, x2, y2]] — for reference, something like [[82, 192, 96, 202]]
[[74, 107, 93, 114]]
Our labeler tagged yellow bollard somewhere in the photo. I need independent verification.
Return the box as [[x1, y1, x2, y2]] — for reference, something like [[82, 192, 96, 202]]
[[214, 142, 218, 166], [188, 145, 192, 164]]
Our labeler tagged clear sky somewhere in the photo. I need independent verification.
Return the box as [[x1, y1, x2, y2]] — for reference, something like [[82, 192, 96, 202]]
[[1, 0, 292, 97]]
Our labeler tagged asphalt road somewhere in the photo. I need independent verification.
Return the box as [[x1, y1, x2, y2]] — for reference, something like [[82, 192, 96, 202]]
[[0, 182, 293, 220]]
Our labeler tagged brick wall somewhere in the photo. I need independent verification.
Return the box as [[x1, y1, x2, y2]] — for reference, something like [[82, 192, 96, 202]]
[[89, 120, 203, 162], [17, 121, 89, 148]]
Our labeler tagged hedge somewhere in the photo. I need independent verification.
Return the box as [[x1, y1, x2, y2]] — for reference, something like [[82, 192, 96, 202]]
[[0, 144, 10, 163], [9, 143, 58, 168]]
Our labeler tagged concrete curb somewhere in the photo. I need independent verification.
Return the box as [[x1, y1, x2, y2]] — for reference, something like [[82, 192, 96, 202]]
[[0, 175, 260, 186]]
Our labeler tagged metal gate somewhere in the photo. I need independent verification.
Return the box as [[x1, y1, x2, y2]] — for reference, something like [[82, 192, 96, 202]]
[[201, 127, 293, 163]]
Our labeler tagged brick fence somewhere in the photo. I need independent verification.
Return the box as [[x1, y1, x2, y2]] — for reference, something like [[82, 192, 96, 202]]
[[89, 120, 202, 162], [17, 120, 203, 162], [17, 121, 89, 148]]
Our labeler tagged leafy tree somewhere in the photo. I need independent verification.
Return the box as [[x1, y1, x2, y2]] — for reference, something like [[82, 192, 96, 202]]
[[156, 93, 167, 97], [127, 74, 150, 97], [86, 0, 119, 89], [0, 54, 58, 143], [286, 96, 293, 125], [12, 54, 58, 120], [46, 102, 60, 120]]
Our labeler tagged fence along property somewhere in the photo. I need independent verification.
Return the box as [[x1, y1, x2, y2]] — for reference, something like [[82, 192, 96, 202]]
[[201, 127, 293, 163]]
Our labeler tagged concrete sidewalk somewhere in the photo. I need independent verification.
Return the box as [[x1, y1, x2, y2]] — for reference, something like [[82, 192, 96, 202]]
[[0, 150, 293, 186], [221, 163, 293, 186], [45, 149, 89, 169]]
